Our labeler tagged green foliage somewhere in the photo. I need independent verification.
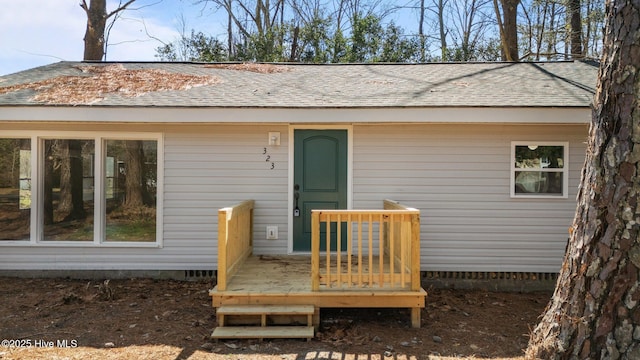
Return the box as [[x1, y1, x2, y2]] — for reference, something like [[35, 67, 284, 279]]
[[329, 29, 348, 63], [234, 26, 288, 62], [346, 14, 384, 62], [154, 0, 604, 64], [341, 14, 418, 63], [155, 30, 227, 62], [297, 15, 334, 63], [379, 22, 420, 62], [441, 38, 502, 62]]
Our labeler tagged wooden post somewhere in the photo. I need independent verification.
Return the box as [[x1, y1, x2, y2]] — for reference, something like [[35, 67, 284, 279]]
[[379, 213, 384, 288], [389, 213, 395, 288], [217, 207, 229, 291], [311, 211, 320, 291], [357, 213, 363, 287], [337, 213, 341, 287], [411, 307, 421, 328], [326, 217, 331, 287], [400, 214, 406, 288], [347, 213, 352, 288], [368, 214, 373, 287], [411, 213, 421, 291]]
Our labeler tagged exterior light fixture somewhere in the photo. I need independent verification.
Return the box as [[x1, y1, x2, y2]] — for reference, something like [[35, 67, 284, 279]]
[[269, 132, 280, 146]]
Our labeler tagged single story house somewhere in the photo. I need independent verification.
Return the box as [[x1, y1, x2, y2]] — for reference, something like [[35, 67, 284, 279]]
[[0, 60, 597, 280]]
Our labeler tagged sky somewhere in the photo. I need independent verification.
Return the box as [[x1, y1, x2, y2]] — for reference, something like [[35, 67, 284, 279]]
[[0, 0, 228, 76]]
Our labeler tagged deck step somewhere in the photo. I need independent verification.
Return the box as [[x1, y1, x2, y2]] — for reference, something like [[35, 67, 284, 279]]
[[214, 304, 316, 339], [212, 326, 314, 340], [216, 304, 315, 316]]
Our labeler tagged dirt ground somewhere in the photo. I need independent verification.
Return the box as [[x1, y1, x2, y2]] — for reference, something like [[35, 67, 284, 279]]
[[0, 277, 551, 360]]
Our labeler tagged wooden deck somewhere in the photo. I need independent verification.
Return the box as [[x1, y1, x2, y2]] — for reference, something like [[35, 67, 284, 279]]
[[210, 200, 427, 338], [210, 256, 426, 327]]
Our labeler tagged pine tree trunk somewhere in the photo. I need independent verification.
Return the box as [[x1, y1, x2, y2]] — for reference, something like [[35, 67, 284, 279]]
[[419, 0, 426, 62], [64, 140, 86, 221], [438, 0, 447, 60], [58, 141, 73, 216], [526, 1, 640, 358], [493, 0, 520, 61], [501, 0, 519, 61], [43, 144, 54, 226], [227, 0, 234, 58], [124, 141, 144, 209], [569, 0, 583, 58]]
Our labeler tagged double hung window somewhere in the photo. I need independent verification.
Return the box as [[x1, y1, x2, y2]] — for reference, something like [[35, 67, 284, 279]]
[[511, 142, 568, 198]]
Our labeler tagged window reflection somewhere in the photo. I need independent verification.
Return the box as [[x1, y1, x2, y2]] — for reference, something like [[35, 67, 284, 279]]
[[0, 139, 31, 240], [513, 144, 565, 196], [105, 140, 157, 242], [43, 139, 94, 241], [515, 145, 564, 169]]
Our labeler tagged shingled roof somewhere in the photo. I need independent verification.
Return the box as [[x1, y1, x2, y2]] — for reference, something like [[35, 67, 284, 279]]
[[0, 61, 598, 108]]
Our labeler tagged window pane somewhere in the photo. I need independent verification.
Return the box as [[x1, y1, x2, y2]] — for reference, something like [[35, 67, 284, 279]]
[[0, 139, 31, 240], [43, 139, 94, 241], [105, 140, 157, 242], [515, 145, 564, 169], [515, 171, 563, 195]]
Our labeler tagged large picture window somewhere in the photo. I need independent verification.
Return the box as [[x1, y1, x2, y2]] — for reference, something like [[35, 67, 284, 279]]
[[511, 142, 568, 198], [0, 132, 162, 246]]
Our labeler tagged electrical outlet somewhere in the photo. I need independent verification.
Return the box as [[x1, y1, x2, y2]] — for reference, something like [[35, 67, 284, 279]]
[[266, 226, 278, 240]]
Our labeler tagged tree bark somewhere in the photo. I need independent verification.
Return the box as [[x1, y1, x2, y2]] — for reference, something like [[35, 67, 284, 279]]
[[124, 141, 144, 209], [526, 1, 640, 359], [569, 0, 583, 58], [62, 140, 86, 221], [418, 0, 426, 62], [82, 0, 108, 61], [57, 140, 73, 216], [227, 0, 234, 58], [501, 0, 519, 61], [80, 0, 136, 61], [437, 0, 447, 60], [43, 144, 54, 226], [493, 0, 520, 61]]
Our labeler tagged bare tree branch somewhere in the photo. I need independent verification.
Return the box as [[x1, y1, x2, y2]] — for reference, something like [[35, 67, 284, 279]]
[[106, 0, 137, 19]]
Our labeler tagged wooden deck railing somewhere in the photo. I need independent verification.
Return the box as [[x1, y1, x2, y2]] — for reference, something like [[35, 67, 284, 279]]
[[217, 200, 254, 291], [311, 200, 420, 291]]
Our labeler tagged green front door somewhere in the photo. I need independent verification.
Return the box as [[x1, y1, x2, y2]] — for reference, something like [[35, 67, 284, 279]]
[[293, 130, 348, 252]]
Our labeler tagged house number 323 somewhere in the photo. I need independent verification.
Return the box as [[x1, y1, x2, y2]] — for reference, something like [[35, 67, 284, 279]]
[[263, 148, 275, 170]]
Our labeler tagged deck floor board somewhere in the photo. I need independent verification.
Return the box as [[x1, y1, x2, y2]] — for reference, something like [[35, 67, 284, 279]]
[[223, 255, 412, 292], [224, 255, 310, 293], [210, 255, 427, 328]]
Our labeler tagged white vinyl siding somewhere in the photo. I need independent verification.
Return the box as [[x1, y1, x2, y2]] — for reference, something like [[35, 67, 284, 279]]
[[352, 123, 587, 273], [0, 117, 588, 274], [163, 125, 290, 267]]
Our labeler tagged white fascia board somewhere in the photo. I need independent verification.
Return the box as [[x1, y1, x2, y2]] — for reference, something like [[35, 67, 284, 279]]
[[0, 106, 591, 124]]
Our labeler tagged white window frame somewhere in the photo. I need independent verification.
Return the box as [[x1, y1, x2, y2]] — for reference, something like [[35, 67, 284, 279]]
[[0, 131, 163, 247], [510, 141, 568, 199]]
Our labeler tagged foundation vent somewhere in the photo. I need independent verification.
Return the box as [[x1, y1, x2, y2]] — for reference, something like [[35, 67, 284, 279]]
[[423, 271, 558, 281], [184, 270, 216, 280], [421, 271, 559, 291]]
